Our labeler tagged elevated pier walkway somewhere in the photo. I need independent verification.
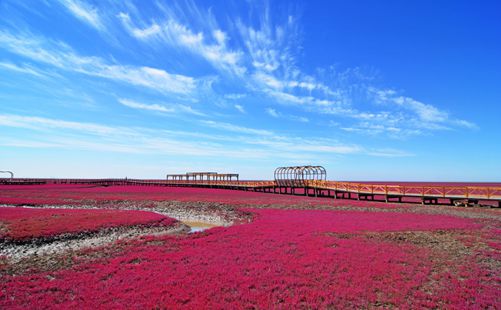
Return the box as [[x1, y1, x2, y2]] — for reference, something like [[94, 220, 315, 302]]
[[1, 178, 500, 207]]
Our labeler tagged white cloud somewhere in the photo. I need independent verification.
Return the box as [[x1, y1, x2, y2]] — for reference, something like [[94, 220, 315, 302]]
[[236, 14, 346, 112], [236, 17, 293, 75], [266, 108, 309, 123], [232, 8, 474, 136], [234, 104, 245, 113], [368, 87, 476, 131], [57, 0, 103, 30], [0, 31, 197, 95], [176, 105, 206, 116], [0, 113, 412, 160], [366, 148, 414, 158], [118, 98, 174, 113], [0, 114, 247, 157], [118, 98, 205, 116], [291, 116, 309, 123], [341, 124, 423, 139], [394, 96, 448, 123], [0, 139, 64, 149], [0, 62, 45, 78], [266, 108, 279, 117], [244, 136, 411, 157], [267, 89, 343, 108], [118, 13, 245, 75], [253, 72, 284, 90], [114, 1, 469, 140], [117, 12, 161, 39], [370, 87, 448, 123], [224, 93, 246, 100], [453, 119, 478, 129], [201, 120, 273, 136], [290, 144, 362, 154], [0, 114, 127, 136]]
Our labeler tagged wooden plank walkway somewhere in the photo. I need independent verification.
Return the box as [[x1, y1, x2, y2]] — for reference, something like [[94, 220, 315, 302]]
[[1, 178, 500, 207]]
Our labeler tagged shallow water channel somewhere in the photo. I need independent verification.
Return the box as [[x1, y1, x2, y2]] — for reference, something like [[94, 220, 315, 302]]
[[181, 220, 219, 233]]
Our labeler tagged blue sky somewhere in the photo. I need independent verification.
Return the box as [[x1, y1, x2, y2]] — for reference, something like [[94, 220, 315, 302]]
[[0, 0, 500, 181]]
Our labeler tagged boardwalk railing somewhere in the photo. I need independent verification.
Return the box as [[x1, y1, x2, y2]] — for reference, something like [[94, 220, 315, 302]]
[[312, 181, 501, 201]]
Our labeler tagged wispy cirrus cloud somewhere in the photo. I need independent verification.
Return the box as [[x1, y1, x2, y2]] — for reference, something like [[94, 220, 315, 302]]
[[0, 31, 198, 96], [118, 98, 205, 116], [366, 148, 414, 158], [116, 0, 345, 104], [266, 108, 279, 118], [368, 87, 477, 131], [109, 1, 474, 139], [340, 123, 422, 139], [235, 14, 348, 111], [266, 108, 309, 123], [237, 4, 474, 136], [56, 0, 103, 30], [369, 88, 447, 123], [0, 113, 410, 161], [234, 104, 245, 113], [116, 12, 160, 39], [0, 62, 46, 78], [243, 135, 409, 157], [200, 120, 274, 136], [118, 98, 174, 113], [0, 113, 244, 157], [224, 93, 246, 100], [117, 11, 245, 75], [0, 113, 130, 136]]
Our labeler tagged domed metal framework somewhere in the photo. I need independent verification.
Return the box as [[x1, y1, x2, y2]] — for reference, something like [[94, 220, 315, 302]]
[[0, 171, 13, 179], [274, 166, 326, 187]]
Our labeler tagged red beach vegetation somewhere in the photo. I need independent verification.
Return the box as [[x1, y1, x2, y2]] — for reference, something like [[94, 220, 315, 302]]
[[0, 207, 176, 242]]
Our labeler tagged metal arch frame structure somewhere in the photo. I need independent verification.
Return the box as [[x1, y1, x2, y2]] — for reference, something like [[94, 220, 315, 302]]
[[274, 166, 326, 187], [0, 171, 14, 179]]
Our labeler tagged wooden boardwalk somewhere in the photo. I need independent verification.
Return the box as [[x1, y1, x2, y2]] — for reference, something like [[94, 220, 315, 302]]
[[1, 178, 500, 207]]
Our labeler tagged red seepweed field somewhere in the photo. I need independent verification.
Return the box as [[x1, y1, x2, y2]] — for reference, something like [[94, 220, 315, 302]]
[[0, 207, 176, 242], [0, 184, 500, 308]]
